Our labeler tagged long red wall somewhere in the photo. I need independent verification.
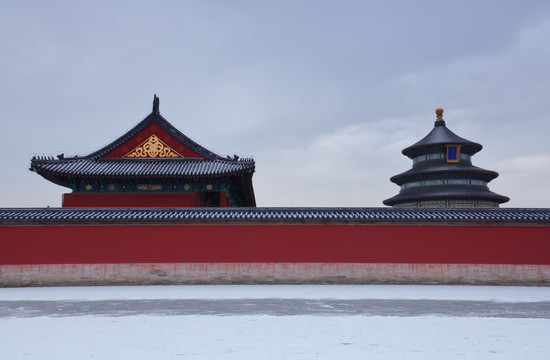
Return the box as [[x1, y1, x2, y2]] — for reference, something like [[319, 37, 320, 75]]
[[1, 223, 549, 265]]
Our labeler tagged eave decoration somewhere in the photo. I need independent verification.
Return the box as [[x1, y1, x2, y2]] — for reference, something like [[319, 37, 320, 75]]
[[124, 134, 183, 158]]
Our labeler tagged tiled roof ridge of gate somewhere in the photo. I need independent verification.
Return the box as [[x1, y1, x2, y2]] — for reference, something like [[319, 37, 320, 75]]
[[86, 111, 223, 160]]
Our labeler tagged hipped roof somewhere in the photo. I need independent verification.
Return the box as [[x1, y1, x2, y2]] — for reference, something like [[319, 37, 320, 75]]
[[31, 107, 255, 178], [30, 99, 256, 206]]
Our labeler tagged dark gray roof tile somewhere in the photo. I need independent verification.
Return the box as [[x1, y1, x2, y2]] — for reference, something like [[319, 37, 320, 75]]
[[31, 158, 255, 178], [402, 120, 482, 158], [1, 207, 549, 224]]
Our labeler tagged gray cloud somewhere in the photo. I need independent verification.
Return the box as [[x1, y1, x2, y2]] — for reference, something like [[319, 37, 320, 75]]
[[1, 1, 549, 207]]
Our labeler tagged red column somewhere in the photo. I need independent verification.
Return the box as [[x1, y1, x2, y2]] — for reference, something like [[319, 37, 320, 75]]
[[219, 191, 227, 207]]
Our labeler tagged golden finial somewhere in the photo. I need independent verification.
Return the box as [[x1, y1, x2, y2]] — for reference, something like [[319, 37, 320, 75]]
[[435, 108, 444, 120]]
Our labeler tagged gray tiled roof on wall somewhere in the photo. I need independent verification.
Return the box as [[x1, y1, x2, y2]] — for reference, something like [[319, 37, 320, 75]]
[[1, 207, 549, 225]]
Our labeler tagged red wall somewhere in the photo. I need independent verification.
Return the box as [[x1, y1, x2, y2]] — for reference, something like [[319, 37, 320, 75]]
[[63, 193, 201, 207], [1, 223, 549, 265]]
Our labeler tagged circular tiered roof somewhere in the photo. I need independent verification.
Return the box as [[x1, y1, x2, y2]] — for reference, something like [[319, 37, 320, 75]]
[[401, 109, 483, 158], [383, 108, 509, 208]]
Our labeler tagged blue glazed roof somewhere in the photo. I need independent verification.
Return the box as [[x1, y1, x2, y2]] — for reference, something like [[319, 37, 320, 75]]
[[402, 119, 483, 158], [389, 161, 499, 184], [383, 185, 510, 205], [1, 207, 549, 224]]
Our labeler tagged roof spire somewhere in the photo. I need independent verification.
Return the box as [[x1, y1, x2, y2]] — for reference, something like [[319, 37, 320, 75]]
[[153, 94, 160, 114], [435, 107, 444, 121]]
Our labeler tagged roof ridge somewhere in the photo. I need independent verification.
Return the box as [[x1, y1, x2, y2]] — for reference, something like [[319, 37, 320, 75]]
[[31, 156, 255, 164], [84, 111, 234, 161]]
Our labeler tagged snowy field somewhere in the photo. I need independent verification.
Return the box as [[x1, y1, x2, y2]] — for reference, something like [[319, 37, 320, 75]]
[[1, 285, 549, 359]]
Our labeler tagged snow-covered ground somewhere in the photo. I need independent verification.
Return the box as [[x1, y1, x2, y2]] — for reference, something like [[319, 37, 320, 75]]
[[1, 285, 549, 360], [2, 284, 550, 302]]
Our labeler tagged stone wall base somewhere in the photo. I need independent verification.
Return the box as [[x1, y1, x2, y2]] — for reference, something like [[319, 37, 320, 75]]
[[2, 263, 550, 287]]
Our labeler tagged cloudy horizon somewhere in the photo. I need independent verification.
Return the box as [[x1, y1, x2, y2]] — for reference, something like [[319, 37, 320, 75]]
[[2, 1, 550, 208]]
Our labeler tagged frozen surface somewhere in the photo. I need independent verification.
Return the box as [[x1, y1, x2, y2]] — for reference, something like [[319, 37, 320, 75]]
[[1, 284, 549, 302], [2, 315, 549, 360], [1, 285, 549, 359]]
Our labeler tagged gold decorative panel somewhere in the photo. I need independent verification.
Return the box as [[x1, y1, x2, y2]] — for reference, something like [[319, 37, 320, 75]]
[[137, 184, 163, 191], [124, 134, 184, 158]]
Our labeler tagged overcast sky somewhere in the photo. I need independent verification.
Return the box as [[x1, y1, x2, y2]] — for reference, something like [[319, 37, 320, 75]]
[[2, 1, 550, 208]]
